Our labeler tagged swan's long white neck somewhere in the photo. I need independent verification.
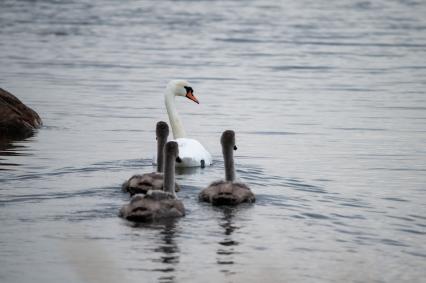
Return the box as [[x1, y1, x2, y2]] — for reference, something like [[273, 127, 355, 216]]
[[165, 90, 186, 139]]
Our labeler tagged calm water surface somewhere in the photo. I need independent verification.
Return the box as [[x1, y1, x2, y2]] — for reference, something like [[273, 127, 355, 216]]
[[1, 0, 426, 282]]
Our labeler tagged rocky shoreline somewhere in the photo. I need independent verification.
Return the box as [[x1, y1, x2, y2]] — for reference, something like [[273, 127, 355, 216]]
[[0, 88, 42, 139]]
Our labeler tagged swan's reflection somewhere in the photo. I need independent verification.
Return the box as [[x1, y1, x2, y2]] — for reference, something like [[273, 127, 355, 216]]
[[175, 166, 203, 175], [216, 207, 239, 275], [133, 218, 180, 283]]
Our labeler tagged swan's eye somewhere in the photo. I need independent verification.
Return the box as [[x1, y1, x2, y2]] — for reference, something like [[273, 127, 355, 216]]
[[176, 156, 182, 163], [234, 145, 238, 150], [184, 86, 193, 94]]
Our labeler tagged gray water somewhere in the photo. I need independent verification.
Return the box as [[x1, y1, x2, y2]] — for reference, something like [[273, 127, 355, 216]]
[[1, 0, 426, 282]]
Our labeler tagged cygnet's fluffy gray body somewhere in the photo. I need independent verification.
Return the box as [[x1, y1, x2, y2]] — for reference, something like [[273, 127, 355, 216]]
[[119, 190, 184, 222], [120, 141, 185, 221], [199, 180, 255, 205], [122, 172, 180, 196], [122, 121, 179, 195], [199, 130, 255, 205]]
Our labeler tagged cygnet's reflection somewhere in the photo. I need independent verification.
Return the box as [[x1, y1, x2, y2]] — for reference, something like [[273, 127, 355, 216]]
[[133, 218, 180, 283], [216, 207, 239, 275]]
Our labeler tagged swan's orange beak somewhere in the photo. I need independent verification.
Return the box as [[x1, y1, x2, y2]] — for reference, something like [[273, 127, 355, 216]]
[[185, 91, 199, 104]]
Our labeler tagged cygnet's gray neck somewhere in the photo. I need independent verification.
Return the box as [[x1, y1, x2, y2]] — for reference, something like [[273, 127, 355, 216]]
[[223, 145, 235, 182], [163, 152, 177, 197], [156, 136, 167, 172]]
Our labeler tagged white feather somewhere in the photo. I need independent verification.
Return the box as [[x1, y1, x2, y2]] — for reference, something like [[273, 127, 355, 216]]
[[173, 138, 212, 167]]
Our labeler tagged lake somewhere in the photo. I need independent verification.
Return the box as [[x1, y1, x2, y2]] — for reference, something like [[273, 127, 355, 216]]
[[0, 0, 425, 282]]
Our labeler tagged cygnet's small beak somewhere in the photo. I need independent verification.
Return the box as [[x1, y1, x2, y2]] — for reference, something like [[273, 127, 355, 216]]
[[185, 89, 199, 104]]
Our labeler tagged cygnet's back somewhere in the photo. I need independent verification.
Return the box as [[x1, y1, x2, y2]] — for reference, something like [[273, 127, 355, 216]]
[[120, 141, 185, 221], [122, 121, 179, 195], [199, 130, 255, 205], [119, 190, 185, 222]]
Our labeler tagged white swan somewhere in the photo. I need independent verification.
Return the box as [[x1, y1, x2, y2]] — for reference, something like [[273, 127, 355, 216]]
[[156, 80, 212, 168]]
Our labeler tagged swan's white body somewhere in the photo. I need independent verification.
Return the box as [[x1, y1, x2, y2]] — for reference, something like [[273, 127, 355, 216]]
[[153, 80, 212, 168], [173, 138, 212, 167], [152, 137, 212, 168]]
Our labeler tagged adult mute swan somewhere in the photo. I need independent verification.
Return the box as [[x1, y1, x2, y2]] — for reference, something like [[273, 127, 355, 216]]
[[162, 80, 212, 168], [122, 121, 179, 195], [120, 141, 185, 222], [199, 130, 255, 205]]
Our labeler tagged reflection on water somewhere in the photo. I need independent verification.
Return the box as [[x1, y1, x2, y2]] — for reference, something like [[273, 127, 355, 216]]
[[175, 166, 205, 176], [155, 222, 179, 283], [131, 219, 180, 283], [0, 138, 31, 169], [217, 207, 238, 273]]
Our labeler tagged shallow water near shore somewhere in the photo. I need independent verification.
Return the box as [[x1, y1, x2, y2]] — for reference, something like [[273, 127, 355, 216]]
[[1, 0, 426, 282]]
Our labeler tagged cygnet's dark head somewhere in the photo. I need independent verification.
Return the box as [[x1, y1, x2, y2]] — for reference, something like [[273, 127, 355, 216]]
[[165, 141, 179, 158], [221, 130, 237, 150], [156, 121, 169, 140]]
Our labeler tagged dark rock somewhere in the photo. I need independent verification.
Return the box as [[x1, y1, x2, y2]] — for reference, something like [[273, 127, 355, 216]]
[[0, 88, 42, 139]]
